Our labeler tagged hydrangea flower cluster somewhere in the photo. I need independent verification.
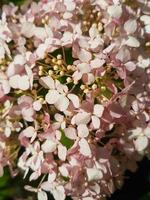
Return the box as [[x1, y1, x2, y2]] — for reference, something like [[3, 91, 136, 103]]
[[0, 0, 150, 200]]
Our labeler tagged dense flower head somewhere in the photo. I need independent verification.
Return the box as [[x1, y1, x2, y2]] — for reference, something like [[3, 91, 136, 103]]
[[0, 0, 150, 200]]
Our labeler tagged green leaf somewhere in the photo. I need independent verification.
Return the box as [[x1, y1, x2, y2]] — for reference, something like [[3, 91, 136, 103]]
[[60, 130, 74, 150]]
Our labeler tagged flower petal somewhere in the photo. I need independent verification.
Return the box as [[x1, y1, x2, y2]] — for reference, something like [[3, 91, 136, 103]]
[[38, 191, 48, 200], [86, 168, 103, 182], [79, 138, 91, 157], [55, 95, 69, 111], [67, 94, 80, 108], [40, 76, 55, 89], [45, 90, 60, 104], [41, 140, 57, 153], [77, 124, 89, 138], [93, 104, 104, 117], [125, 36, 140, 47], [58, 144, 67, 161], [92, 116, 100, 129], [124, 19, 137, 34], [134, 136, 148, 152]]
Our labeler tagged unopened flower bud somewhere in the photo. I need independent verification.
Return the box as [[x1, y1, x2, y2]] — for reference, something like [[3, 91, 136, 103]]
[[39, 65, 43, 71], [80, 85, 86, 90], [66, 77, 72, 83], [60, 71, 65, 76], [53, 65, 58, 70], [84, 88, 89, 93], [57, 54, 62, 60], [92, 84, 97, 90], [57, 60, 63, 65], [48, 70, 53, 76]]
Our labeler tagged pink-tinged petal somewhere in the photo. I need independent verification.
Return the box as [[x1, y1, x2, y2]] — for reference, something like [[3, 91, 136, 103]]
[[59, 166, 69, 177], [67, 94, 80, 108], [18, 75, 30, 90], [89, 25, 99, 38], [63, 12, 73, 19], [4, 126, 11, 137], [9, 75, 20, 89], [21, 22, 35, 38], [41, 140, 57, 153], [77, 124, 89, 138], [45, 90, 60, 104], [40, 76, 55, 89], [34, 27, 47, 40], [92, 116, 100, 129], [90, 37, 104, 51], [93, 104, 104, 117], [145, 25, 150, 34], [14, 54, 26, 65], [144, 127, 150, 138], [24, 185, 38, 192], [29, 171, 40, 181], [0, 45, 5, 59], [116, 48, 130, 62], [125, 36, 140, 47], [55, 80, 68, 93], [140, 15, 150, 25], [124, 19, 137, 34], [2, 80, 10, 94], [90, 58, 105, 69], [125, 62, 136, 71], [25, 65, 33, 88], [109, 103, 124, 118], [48, 171, 56, 183], [23, 126, 35, 138], [64, 127, 77, 140], [72, 112, 91, 125], [33, 100, 42, 111], [77, 49, 92, 63], [79, 138, 92, 157], [36, 43, 48, 59], [51, 185, 66, 200], [61, 32, 73, 45], [134, 136, 148, 152], [72, 71, 82, 82], [54, 113, 64, 122], [103, 43, 115, 54], [38, 191, 48, 200], [58, 144, 67, 161], [64, 0, 75, 11], [86, 73, 95, 85], [77, 63, 91, 73], [22, 107, 34, 122], [90, 183, 100, 195], [107, 5, 122, 18], [55, 95, 69, 111], [86, 168, 103, 181], [41, 182, 51, 191]]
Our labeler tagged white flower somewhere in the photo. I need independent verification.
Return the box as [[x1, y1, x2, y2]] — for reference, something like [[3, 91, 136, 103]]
[[140, 15, 150, 34], [124, 19, 137, 34], [125, 36, 140, 48], [108, 4, 122, 18], [129, 127, 150, 152], [79, 138, 92, 157], [77, 124, 89, 138], [38, 191, 48, 200], [44, 78, 80, 111], [41, 139, 57, 153], [86, 168, 103, 181]]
